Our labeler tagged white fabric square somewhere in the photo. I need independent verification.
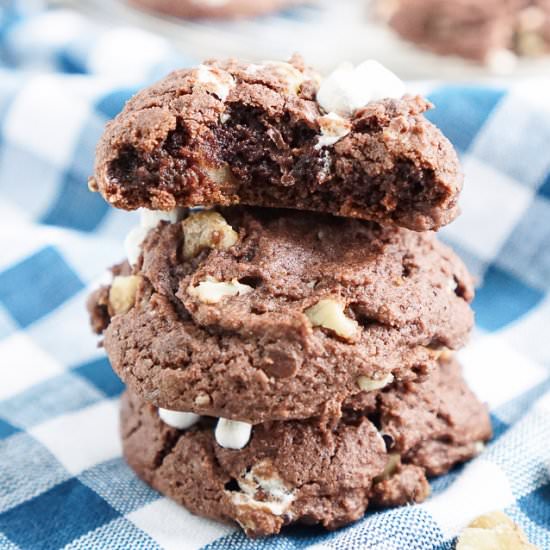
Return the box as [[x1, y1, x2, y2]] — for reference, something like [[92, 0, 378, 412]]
[[27, 289, 104, 366], [3, 75, 89, 168], [128, 498, 235, 550], [459, 334, 548, 409], [421, 459, 514, 539], [0, 333, 63, 400], [499, 296, 550, 365], [0, 143, 62, 222], [472, 92, 550, 188], [30, 399, 121, 475], [442, 156, 533, 261]]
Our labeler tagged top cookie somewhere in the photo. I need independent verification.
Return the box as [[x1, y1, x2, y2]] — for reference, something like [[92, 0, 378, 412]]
[[91, 56, 462, 231]]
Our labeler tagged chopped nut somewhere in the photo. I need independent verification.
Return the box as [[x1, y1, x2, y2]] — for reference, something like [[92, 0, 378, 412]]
[[305, 299, 358, 340], [457, 511, 537, 550], [181, 210, 239, 259], [194, 393, 211, 406], [374, 452, 401, 482], [357, 373, 394, 392], [187, 276, 253, 304], [108, 275, 141, 315]]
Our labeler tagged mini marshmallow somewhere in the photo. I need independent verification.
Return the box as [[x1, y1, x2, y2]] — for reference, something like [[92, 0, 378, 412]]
[[315, 112, 351, 149], [124, 226, 150, 267], [158, 408, 200, 430], [125, 208, 183, 266], [316, 60, 405, 117], [215, 418, 252, 449]]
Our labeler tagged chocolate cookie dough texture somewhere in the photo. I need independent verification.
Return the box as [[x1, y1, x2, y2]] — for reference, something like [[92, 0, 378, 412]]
[[90, 57, 462, 232], [91, 207, 474, 424], [87, 56, 491, 537], [129, 0, 307, 20], [121, 358, 491, 537], [376, 0, 550, 67]]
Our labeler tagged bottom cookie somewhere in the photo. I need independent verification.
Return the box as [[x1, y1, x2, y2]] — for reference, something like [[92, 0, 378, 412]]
[[120, 358, 491, 537]]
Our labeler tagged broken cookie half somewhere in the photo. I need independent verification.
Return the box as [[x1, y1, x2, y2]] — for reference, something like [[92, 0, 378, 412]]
[[92, 56, 462, 231]]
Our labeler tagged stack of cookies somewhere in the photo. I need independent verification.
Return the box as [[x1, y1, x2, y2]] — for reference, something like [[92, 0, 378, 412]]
[[87, 56, 491, 538]]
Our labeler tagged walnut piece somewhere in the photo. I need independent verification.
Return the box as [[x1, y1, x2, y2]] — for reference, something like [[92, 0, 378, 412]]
[[181, 210, 239, 259], [108, 275, 141, 315], [304, 299, 358, 340], [456, 511, 537, 550], [357, 373, 394, 392], [187, 276, 253, 304]]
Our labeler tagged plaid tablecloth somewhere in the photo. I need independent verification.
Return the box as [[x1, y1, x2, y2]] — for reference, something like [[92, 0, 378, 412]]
[[0, 2, 549, 549]]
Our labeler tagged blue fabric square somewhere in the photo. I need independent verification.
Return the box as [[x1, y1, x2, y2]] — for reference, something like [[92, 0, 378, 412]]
[[496, 197, 550, 292], [518, 482, 550, 530], [426, 86, 505, 152], [0, 418, 19, 440], [0, 433, 68, 513], [490, 413, 510, 440], [79, 458, 159, 515], [0, 246, 84, 327], [538, 171, 550, 201], [40, 167, 109, 231], [0, 372, 103, 430], [0, 478, 120, 550], [473, 264, 545, 331], [95, 89, 136, 119], [73, 357, 125, 398]]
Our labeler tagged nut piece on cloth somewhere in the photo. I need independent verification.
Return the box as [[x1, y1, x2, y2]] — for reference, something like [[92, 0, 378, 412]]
[[456, 511, 538, 549], [92, 56, 463, 231], [88, 207, 475, 424]]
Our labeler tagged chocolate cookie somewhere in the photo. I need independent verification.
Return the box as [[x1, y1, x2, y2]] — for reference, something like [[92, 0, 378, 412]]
[[121, 357, 491, 538], [90, 56, 462, 231], [378, 0, 550, 63], [90, 206, 474, 424], [129, 0, 306, 19]]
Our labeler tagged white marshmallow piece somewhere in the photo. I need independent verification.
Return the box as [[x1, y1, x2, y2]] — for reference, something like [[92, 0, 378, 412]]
[[215, 418, 252, 449], [124, 208, 183, 266], [140, 208, 183, 230], [158, 408, 200, 430], [315, 112, 352, 150], [316, 60, 405, 117], [196, 64, 235, 101], [124, 225, 150, 267]]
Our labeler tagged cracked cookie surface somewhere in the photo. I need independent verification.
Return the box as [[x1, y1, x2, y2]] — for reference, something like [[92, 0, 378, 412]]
[[92, 56, 462, 231], [90, 206, 474, 424], [121, 357, 491, 538]]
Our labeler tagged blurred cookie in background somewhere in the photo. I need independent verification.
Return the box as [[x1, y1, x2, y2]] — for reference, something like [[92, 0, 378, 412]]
[[129, 0, 310, 19], [375, 0, 550, 69]]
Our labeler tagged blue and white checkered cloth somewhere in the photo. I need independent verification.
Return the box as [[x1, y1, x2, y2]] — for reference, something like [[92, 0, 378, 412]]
[[0, 2, 549, 549]]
